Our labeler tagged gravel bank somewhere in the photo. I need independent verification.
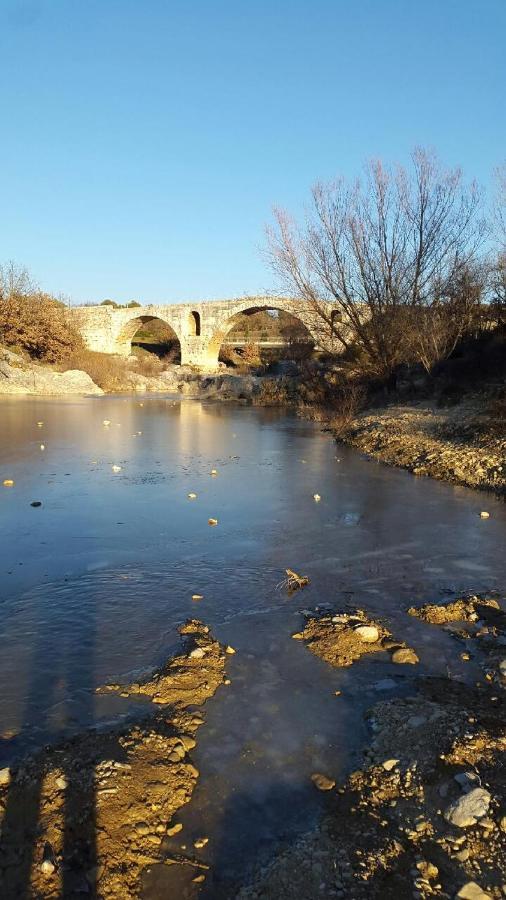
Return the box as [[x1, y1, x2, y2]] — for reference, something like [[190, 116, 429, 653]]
[[342, 401, 505, 497]]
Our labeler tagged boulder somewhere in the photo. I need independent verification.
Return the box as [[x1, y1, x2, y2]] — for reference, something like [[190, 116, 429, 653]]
[[444, 788, 491, 828]]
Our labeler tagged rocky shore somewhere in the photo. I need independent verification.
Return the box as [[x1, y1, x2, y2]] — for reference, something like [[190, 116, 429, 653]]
[[238, 595, 506, 900], [0, 348, 104, 395], [341, 401, 506, 497]]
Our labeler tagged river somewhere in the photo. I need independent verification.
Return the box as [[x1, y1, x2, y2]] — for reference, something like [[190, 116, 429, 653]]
[[1, 394, 505, 897]]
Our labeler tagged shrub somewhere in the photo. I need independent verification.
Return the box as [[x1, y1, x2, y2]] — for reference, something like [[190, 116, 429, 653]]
[[0, 265, 83, 363], [60, 348, 134, 391]]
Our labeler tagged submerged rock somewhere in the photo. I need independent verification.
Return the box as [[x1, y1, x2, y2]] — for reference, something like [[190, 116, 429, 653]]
[[311, 773, 335, 791]]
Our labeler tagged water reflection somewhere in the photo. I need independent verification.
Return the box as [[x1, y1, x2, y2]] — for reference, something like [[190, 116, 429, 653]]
[[1, 395, 506, 895]]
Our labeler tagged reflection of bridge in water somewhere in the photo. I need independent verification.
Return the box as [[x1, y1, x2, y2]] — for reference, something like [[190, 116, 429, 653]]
[[70, 296, 341, 371]]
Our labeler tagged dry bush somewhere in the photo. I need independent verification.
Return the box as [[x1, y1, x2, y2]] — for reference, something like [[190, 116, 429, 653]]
[[130, 348, 164, 377], [0, 264, 82, 363], [238, 341, 263, 369], [61, 348, 134, 391]]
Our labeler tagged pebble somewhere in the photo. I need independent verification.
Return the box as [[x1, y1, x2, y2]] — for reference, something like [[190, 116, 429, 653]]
[[457, 882, 491, 899], [135, 823, 150, 835], [167, 823, 183, 836], [311, 773, 336, 791], [382, 759, 399, 771], [194, 836, 208, 848], [189, 648, 205, 659], [444, 787, 491, 827], [499, 660, 506, 677], [225, 645, 236, 654], [500, 816, 506, 832], [391, 647, 419, 665], [55, 776, 67, 790], [354, 625, 380, 643], [292, 632, 304, 640], [0, 767, 11, 786], [40, 859, 55, 876], [416, 860, 438, 880]]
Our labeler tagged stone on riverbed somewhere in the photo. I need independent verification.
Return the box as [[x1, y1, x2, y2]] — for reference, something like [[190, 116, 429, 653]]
[[444, 787, 491, 827], [391, 647, 419, 665], [311, 772, 335, 791], [354, 624, 380, 643], [457, 882, 492, 899]]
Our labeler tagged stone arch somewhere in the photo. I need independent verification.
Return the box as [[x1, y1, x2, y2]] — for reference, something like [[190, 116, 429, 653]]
[[204, 303, 317, 369], [188, 310, 201, 336], [114, 314, 181, 359]]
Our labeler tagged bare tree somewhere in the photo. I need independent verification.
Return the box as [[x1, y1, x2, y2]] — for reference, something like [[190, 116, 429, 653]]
[[267, 149, 485, 379]]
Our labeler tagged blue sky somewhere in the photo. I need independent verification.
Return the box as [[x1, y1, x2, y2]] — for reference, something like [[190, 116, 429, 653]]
[[0, 0, 504, 305]]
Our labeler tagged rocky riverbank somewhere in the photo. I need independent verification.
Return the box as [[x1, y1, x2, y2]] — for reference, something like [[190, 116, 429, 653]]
[[0, 620, 228, 898], [341, 401, 506, 498], [0, 347, 104, 395], [238, 595, 506, 900]]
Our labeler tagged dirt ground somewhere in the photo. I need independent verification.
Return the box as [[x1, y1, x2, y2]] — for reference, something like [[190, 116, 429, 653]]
[[0, 620, 226, 899]]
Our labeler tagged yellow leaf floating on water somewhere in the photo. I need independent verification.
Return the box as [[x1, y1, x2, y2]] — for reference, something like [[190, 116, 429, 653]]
[[40, 444, 45, 450], [111, 464, 122, 473], [192, 594, 204, 601], [103, 420, 111, 426], [225, 645, 236, 654], [313, 493, 321, 502], [210, 469, 218, 476], [480, 511, 490, 518], [37, 421, 43, 427], [208, 518, 218, 526], [188, 492, 197, 499], [3, 479, 14, 487]]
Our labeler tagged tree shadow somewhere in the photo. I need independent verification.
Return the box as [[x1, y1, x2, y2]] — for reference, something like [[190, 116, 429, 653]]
[[0, 588, 97, 898]]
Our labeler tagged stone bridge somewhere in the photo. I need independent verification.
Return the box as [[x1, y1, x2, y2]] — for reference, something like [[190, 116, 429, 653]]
[[69, 296, 341, 371]]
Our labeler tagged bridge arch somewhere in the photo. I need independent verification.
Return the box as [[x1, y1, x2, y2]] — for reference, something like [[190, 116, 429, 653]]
[[115, 314, 181, 360], [204, 302, 316, 369]]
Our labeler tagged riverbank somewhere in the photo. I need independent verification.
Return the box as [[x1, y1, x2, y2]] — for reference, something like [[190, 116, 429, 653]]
[[239, 595, 506, 900], [339, 400, 506, 499]]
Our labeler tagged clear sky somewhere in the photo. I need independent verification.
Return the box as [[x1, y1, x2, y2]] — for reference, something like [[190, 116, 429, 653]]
[[0, 0, 504, 305]]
